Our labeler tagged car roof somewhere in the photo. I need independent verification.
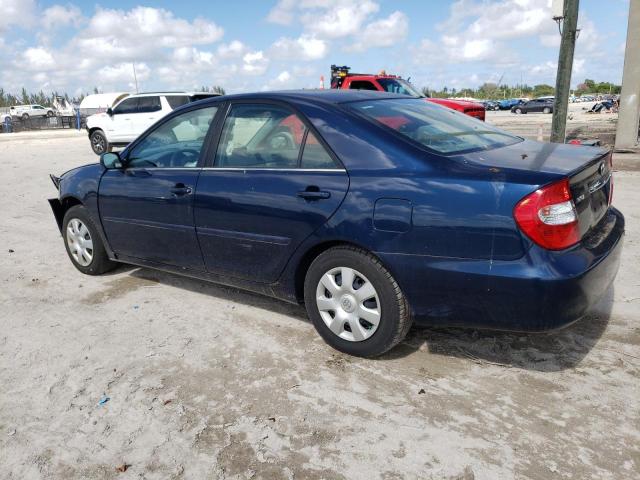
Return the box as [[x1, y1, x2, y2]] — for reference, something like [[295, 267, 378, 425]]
[[127, 91, 222, 98], [196, 89, 412, 105]]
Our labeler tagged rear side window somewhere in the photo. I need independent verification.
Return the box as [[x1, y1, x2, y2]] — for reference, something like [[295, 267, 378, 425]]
[[137, 96, 161, 113], [113, 98, 138, 114], [349, 81, 378, 91], [166, 96, 190, 109], [300, 131, 337, 169], [351, 98, 521, 155], [215, 105, 304, 168]]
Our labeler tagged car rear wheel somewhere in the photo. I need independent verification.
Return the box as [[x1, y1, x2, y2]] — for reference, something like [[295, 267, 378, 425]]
[[62, 205, 117, 275], [90, 130, 108, 155], [304, 246, 412, 357], [543, 107, 552, 114], [22, 113, 29, 120]]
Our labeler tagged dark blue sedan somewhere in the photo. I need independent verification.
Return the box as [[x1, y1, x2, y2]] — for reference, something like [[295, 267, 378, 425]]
[[49, 90, 624, 357]]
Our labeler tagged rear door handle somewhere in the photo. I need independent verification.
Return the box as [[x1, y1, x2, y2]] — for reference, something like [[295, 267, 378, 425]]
[[170, 184, 192, 196], [297, 189, 331, 200]]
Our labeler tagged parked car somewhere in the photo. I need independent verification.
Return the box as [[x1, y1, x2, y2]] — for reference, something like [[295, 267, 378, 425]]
[[498, 98, 524, 110], [48, 90, 623, 357], [9, 104, 56, 119], [86, 91, 221, 155], [481, 100, 500, 111], [512, 98, 554, 114]]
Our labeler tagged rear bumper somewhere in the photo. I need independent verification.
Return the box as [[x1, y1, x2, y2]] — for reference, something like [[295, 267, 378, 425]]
[[378, 207, 624, 331]]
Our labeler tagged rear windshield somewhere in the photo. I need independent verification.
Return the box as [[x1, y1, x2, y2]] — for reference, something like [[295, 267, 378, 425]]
[[349, 98, 521, 154]]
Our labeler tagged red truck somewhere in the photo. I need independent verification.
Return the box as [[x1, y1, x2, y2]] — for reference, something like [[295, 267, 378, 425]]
[[330, 65, 485, 121]]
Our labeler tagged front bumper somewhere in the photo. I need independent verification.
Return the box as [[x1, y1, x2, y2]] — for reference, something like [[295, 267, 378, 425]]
[[378, 208, 625, 331]]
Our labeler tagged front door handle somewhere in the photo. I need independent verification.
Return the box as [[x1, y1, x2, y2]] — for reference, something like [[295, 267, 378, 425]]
[[297, 188, 331, 200], [170, 183, 192, 196]]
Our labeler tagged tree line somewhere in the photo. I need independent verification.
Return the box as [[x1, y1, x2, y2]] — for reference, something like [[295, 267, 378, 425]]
[[422, 78, 621, 100]]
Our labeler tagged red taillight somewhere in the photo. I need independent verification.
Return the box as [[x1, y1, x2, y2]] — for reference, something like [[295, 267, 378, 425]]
[[514, 179, 580, 250]]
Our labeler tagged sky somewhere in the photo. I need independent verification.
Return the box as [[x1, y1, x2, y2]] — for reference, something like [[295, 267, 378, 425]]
[[0, 0, 631, 96]]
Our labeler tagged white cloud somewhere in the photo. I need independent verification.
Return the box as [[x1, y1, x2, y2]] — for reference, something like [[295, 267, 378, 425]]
[[21, 47, 55, 70], [0, 0, 36, 32], [42, 4, 84, 30], [303, 2, 379, 39], [75, 7, 223, 61], [217, 40, 246, 58], [348, 11, 408, 52], [98, 62, 150, 89], [271, 34, 328, 60], [242, 50, 269, 75]]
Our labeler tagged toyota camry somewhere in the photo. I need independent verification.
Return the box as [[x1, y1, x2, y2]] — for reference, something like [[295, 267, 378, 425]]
[[49, 90, 624, 357]]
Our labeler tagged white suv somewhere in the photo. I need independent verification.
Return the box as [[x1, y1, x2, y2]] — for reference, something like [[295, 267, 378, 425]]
[[10, 104, 56, 119], [86, 92, 221, 155]]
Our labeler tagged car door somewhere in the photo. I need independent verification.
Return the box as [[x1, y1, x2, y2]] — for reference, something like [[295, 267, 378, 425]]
[[194, 102, 349, 283], [132, 96, 163, 138], [108, 97, 139, 142], [32, 105, 46, 117], [99, 104, 220, 270]]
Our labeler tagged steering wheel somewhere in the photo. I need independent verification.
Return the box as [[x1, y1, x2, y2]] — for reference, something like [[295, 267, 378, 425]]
[[168, 149, 200, 167]]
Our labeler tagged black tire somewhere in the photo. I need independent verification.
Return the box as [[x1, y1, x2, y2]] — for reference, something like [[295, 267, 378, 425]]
[[47, 110, 54, 117], [62, 205, 117, 275], [22, 113, 29, 120], [90, 130, 108, 155], [304, 246, 412, 357], [543, 107, 552, 114], [514, 108, 523, 114]]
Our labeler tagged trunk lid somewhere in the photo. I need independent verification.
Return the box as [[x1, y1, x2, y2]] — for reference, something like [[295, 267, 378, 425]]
[[460, 139, 613, 238]]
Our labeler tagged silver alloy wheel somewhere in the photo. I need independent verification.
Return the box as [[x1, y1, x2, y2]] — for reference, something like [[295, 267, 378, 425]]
[[66, 218, 94, 267], [315, 266, 381, 342], [91, 133, 106, 153]]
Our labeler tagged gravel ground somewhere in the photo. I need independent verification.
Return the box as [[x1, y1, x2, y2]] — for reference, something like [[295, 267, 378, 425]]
[[0, 132, 638, 480], [487, 102, 619, 145]]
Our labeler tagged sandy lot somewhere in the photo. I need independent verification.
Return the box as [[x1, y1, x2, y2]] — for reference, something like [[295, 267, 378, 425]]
[[487, 102, 619, 145], [0, 132, 638, 480]]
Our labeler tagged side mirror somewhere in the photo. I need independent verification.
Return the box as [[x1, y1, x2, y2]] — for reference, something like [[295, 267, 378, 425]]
[[106, 107, 114, 116], [100, 152, 123, 169]]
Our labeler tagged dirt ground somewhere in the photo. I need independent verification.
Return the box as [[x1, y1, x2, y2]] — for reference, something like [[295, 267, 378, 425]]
[[0, 132, 638, 480], [487, 101, 619, 145]]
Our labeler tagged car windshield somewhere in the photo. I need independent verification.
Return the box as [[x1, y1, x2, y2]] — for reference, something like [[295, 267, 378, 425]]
[[377, 78, 423, 97], [349, 98, 522, 154]]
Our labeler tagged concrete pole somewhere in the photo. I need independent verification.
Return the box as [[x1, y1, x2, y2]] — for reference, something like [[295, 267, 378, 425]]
[[551, 0, 580, 143], [615, 0, 640, 151]]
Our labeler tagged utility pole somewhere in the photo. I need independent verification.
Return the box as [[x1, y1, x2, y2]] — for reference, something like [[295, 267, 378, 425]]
[[550, 0, 579, 143], [615, 0, 640, 151], [132, 63, 139, 93]]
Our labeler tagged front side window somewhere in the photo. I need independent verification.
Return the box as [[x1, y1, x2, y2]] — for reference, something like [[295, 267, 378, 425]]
[[127, 106, 218, 168], [377, 78, 423, 98], [351, 98, 521, 155], [137, 96, 161, 113], [215, 105, 305, 168], [113, 98, 138, 115]]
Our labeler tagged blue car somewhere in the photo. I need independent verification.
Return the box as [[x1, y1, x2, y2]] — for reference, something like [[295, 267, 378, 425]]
[[49, 91, 623, 357]]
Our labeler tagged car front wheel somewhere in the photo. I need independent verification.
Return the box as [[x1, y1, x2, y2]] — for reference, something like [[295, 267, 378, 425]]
[[304, 246, 412, 357], [62, 205, 117, 275], [22, 113, 29, 120], [90, 130, 108, 155], [47, 110, 54, 117], [514, 108, 523, 114]]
